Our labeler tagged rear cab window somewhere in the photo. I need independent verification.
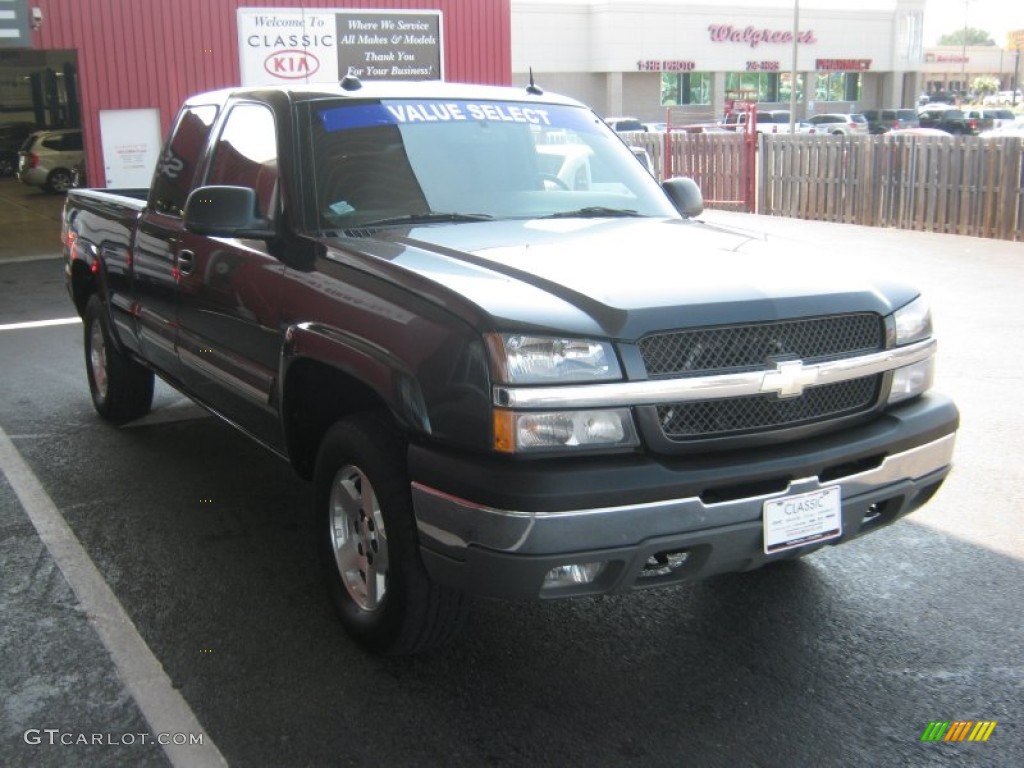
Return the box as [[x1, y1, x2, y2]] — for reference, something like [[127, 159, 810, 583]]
[[149, 105, 219, 217], [205, 103, 279, 222]]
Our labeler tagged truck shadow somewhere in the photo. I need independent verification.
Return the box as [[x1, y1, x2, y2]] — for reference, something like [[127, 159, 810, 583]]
[[23, 406, 1023, 766]]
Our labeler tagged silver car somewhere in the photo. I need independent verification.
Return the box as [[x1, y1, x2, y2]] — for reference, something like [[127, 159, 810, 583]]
[[806, 113, 870, 136], [17, 128, 84, 194]]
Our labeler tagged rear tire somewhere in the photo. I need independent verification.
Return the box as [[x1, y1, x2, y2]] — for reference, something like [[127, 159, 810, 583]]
[[45, 168, 73, 194], [83, 296, 154, 423], [314, 413, 469, 654]]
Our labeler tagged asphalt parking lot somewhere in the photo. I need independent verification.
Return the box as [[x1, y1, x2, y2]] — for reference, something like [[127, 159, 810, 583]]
[[0, 175, 1022, 767]]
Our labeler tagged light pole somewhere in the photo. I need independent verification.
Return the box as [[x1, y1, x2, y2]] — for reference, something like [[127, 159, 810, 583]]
[[1014, 48, 1021, 107], [960, 0, 974, 102], [788, 0, 799, 132]]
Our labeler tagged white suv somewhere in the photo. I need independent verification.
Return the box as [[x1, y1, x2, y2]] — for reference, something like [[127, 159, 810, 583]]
[[722, 110, 796, 134], [17, 128, 84, 194]]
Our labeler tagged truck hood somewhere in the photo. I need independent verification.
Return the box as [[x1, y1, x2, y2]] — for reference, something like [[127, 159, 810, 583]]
[[323, 217, 917, 339]]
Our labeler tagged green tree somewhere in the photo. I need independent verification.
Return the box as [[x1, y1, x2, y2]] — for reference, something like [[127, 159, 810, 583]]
[[971, 75, 999, 97], [938, 27, 995, 46]]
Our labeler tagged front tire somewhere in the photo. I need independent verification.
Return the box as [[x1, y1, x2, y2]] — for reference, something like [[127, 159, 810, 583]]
[[314, 414, 468, 654], [83, 296, 154, 423]]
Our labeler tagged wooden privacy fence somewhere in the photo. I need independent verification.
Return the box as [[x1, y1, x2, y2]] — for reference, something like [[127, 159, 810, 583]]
[[759, 134, 1024, 241], [625, 132, 749, 211], [625, 130, 1024, 241]]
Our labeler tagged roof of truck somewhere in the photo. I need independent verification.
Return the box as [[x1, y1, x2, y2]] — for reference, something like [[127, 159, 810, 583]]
[[183, 78, 587, 109]]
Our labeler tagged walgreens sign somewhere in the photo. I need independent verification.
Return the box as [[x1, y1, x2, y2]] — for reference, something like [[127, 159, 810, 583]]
[[707, 25, 817, 48]]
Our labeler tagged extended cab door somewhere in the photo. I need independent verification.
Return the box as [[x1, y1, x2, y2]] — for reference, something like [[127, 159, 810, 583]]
[[133, 104, 219, 379], [174, 102, 285, 449]]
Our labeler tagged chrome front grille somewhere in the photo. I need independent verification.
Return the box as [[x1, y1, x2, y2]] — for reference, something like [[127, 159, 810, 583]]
[[638, 314, 886, 441], [638, 313, 884, 378], [656, 376, 881, 439]]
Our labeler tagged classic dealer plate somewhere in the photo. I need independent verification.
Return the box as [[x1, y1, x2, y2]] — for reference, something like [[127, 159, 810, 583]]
[[763, 486, 842, 554]]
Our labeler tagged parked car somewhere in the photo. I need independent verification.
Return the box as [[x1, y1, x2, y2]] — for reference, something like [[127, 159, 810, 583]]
[[978, 125, 1024, 138], [889, 127, 955, 138], [674, 123, 730, 134], [982, 90, 1023, 105], [0, 121, 40, 176], [807, 113, 870, 135], [916, 101, 955, 114], [70, 156, 87, 188], [603, 116, 647, 132], [962, 108, 1016, 130], [721, 110, 795, 134], [862, 109, 920, 134], [16, 128, 84, 193], [917, 108, 988, 136]]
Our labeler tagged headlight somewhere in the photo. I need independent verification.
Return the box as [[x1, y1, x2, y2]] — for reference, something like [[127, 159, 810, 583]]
[[892, 296, 932, 345], [488, 334, 621, 384], [888, 296, 935, 403], [493, 408, 638, 453]]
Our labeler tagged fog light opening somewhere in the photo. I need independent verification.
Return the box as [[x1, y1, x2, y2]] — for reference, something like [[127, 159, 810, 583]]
[[862, 503, 883, 525], [640, 549, 690, 578], [542, 562, 605, 591], [860, 498, 900, 529]]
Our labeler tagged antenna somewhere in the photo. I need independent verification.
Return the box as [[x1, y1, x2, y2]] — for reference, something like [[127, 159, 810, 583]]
[[526, 67, 543, 96], [340, 67, 363, 91]]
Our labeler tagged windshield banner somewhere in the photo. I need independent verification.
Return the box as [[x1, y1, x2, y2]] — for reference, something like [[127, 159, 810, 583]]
[[318, 100, 599, 133]]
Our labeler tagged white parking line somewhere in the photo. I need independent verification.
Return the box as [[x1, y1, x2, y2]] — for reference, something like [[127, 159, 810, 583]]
[[0, 253, 64, 264], [0, 426, 227, 768], [0, 317, 81, 331]]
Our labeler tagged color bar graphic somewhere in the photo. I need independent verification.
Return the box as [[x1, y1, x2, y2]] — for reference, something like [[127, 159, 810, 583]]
[[920, 720, 996, 742]]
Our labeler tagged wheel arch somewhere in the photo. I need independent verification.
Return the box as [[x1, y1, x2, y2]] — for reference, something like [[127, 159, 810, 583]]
[[281, 326, 429, 479], [45, 166, 74, 192], [68, 256, 97, 317]]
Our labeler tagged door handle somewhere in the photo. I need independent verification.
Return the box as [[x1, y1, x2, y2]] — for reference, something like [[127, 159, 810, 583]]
[[177, 249, 195, 276]]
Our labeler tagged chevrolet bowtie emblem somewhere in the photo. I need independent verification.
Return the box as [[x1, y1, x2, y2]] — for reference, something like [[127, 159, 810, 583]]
[[760, 360, 819, 398]]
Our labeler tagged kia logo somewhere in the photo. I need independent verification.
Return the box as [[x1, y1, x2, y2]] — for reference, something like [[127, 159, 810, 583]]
[[264, 49, 319, 79]]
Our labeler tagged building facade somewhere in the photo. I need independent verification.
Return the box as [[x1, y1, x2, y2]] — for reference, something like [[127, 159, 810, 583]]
[[511, 0, 986, 123], [4, 0, 510, 187], [923, 45, 1022, 100]]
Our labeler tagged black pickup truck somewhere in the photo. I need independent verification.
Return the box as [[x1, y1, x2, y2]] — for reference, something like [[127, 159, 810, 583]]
[[63, 80, 958, 654], [917, 106, 991, 135]]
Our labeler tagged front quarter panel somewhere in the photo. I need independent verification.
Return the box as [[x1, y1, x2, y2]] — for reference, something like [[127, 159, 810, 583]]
[[278, 253, 493, 450]]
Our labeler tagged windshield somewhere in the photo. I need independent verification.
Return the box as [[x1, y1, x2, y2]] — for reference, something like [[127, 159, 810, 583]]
[[307, 98, 677, 230]]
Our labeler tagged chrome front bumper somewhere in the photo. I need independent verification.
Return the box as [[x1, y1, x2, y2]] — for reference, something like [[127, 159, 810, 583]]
[[412, 433, 956, 599]]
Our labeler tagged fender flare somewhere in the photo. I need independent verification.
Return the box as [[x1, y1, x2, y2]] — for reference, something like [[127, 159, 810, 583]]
[[280, 321, 431, 433]]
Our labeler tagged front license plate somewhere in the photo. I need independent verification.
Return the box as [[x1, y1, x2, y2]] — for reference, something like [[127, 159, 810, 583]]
[[763, 486, 842, 554]]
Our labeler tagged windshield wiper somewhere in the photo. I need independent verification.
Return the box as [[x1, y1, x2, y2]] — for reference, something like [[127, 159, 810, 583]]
[[356, 212, 495, 227], [541, 207, 643, 219]]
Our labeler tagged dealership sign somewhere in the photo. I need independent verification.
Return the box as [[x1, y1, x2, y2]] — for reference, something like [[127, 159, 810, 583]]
[[238, 8, 443, 86], [0, 0, 31, 48]]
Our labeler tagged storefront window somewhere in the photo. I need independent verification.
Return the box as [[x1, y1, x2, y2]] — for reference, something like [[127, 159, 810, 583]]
[[660, 72, 712, 106], [724, 72, 802, 104], [777, 73, 804, 104], [815, 72, 862, 102]]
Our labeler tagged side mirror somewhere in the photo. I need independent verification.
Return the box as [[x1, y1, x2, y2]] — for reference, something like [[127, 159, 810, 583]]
[[183, 185, 275, 238], [662, 177, 704, 219]]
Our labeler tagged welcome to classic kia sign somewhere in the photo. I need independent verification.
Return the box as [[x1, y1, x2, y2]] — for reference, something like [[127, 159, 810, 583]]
[[238, 8, 443, 86]]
